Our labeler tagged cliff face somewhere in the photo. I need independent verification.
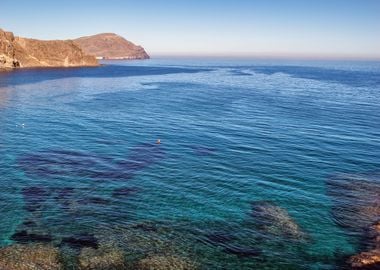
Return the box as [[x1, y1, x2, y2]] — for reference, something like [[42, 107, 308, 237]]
[[0, 29, 18, 69], [0, 29, 98, 70], [74, 33, 149, 60]]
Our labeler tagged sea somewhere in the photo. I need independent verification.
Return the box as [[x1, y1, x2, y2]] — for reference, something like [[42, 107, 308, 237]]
[[0, 58, 379, 269]]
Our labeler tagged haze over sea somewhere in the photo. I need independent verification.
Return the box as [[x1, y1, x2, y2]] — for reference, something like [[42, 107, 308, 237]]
[[0, 58, 380, 269]]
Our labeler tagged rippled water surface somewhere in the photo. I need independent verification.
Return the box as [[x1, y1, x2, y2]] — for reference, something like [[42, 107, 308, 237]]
[[0, 59, 380, 269]]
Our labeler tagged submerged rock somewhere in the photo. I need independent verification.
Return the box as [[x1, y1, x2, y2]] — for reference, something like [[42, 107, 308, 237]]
[[188, 145, 216, 156], [112, 187, 139, 198], [52, 187, 76, 210], [349, 249, 380, 269], [17, 149, 115, 180], [0, 244, 62, 270], [18, 144, 165, 182], [204, 232, 235, 246], [349, 221, 380, 269], [223, 245, 261, 258], [77, 196, 111, 206], [10, 230, 52, 244], [95, 222, 196, 267], [136, 255, 196, 270], [21, 186, 49, 212], [61, 233, 99, 249], [78, 247, 125, 270], [117, 143, 165, 172], [251, 201, 307, 240], [327, 172, 380, 231]]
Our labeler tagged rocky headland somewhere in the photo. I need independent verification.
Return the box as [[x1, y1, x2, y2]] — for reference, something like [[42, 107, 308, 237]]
[[0, 29, 98, 70], [1, 29, 150, 71], [74, 33, 150, 60]]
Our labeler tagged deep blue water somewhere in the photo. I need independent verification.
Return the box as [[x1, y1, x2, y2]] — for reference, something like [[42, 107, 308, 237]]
[[0, 59, 380, 269]]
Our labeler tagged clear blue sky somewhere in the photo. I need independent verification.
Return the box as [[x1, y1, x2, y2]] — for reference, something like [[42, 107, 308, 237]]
[[1, 0, 379, 59]]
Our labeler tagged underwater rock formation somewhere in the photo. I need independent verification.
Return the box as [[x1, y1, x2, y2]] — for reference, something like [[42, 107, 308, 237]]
[[0, 244, 62, 270], [95, 222, 197, 268], [203, 231, 261, 258], [112, 187, 139, 198], [77, 196, 111, 206], [18, 149, 117, 180], [349, 221, 380, 269], [223, 245, 261, 258], [61, 233, 99, 250], [53, 187, 76, 210], [136, 255, 196, 270], [78, 247, 125, 270], [188, 145, 216, 156], [327, 172, 380, 231], [18, 144, 165, 182], [349, 249, 380, 269], [250, 201, 308, 240], [117, 143, 165, 172], [327, 172, 380, 269], [10, 230, 52, 244], [21, 186, 49, 212]]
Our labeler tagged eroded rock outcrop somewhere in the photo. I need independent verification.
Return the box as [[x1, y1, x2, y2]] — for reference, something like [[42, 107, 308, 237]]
[[0, 29, 19, 69], [0, 28, 98, 70], [74, 33, 150, 60]]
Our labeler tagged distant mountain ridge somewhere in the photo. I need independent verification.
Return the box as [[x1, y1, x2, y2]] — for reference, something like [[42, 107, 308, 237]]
[[74, 33, 149, 60]]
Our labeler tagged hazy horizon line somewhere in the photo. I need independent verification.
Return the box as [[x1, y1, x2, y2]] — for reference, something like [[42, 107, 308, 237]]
[[149, 52, 380, 62]]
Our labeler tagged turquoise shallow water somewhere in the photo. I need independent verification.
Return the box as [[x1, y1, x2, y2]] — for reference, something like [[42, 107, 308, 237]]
[[0, 59, 379, 269]]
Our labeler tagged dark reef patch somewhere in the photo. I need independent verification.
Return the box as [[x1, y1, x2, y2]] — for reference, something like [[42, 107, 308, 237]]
[[117, 143, 165, 172], [188, 145, 217, 156], [21, 220, 37, 228], [52, 187, 75, 209], [18, 149, 116, 180], [78, 196, 111, 205], [60, 233, 99, 249], [131, 222, 160, 233], [11, 230, 52, 244], [204, 232, 236, 247], [326, 172, 380, 232], [21, 186, 49, 212], [112, 187, 139, 198], [18, 144, 165, 182], [223, 245, 261, 258]]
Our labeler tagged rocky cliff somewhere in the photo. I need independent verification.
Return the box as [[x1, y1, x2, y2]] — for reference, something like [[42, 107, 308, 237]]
[[0, 29, 98, 70], [74, 33, 149, 60]]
